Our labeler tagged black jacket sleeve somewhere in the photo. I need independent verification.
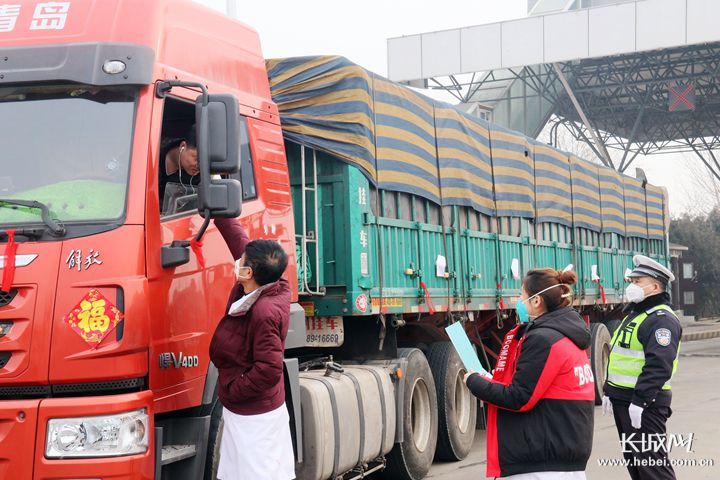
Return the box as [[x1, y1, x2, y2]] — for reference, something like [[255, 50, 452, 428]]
[[633, 310, 682, 407], [465, 331, 561, 411]]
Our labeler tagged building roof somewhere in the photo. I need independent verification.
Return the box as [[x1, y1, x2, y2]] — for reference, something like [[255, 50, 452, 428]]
[[387, 0, 720, 175], [388, 0, 718, 82], [670, 242, 689, 251]]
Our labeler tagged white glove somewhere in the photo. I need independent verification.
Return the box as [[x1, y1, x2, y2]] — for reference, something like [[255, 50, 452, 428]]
[[463, 370, 492, 384], [602, 396, 613, 416], [629, 403, 643, 429]]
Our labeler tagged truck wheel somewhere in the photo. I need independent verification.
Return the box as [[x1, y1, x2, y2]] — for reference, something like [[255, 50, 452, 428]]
[[203, 399, 223, 480], [427, 342, 477, 461], [382, 348, 438, 480], [589, 323, 611, 405]]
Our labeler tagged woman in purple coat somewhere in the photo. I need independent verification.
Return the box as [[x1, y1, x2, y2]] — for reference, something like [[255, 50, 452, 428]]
[[210, 217, 295, 480]]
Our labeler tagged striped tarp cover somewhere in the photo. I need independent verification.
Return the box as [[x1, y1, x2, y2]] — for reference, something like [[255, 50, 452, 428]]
[[598, 167, 626, 235], [533, 140, 572, 226], [373, 75, 441, 203], [645, 184, 666, 239], [488, 124, 535, 218], [434, 103, 495, 215], [266, 55, 668, 237], [570, 155, 602, 232], [266, 56, 377, 180], [622, 175, 649, 238]]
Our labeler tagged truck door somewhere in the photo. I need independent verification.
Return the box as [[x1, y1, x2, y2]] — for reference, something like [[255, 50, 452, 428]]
[[145, 94, 222, 412], [145, 93, 259, 413]]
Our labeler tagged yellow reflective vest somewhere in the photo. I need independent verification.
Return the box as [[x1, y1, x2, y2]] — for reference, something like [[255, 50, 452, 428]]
[[607, 305, 680, 390]]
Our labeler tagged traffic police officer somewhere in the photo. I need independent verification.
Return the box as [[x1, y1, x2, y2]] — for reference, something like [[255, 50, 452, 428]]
[[603, 255, 681, 480]]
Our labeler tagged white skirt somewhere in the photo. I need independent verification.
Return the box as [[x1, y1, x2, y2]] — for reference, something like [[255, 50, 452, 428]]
[[503, 472, 586, 480], [218, 404, 296, 480]]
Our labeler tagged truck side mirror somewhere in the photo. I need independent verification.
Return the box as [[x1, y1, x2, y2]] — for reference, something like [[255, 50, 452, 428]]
[[196, 94, 242, 218]]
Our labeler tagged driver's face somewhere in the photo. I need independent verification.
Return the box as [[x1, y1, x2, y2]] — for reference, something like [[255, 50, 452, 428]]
[[179, 143, 199, 176]]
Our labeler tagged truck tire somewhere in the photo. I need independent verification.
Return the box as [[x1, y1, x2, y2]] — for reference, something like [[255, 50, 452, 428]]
[[426, 341, 477, 461], [589, 323, 611, 406], [382, 348, 438, 480], [203, 399, 223, 480]]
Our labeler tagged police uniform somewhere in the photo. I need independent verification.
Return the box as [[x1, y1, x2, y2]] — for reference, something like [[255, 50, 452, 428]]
[[604, 255, 682, 480]]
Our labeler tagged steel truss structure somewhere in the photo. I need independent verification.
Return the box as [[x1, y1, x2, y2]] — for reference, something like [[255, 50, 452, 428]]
[[427, 42, 720, 180]]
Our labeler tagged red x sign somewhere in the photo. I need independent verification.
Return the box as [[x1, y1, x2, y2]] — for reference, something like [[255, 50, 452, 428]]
[[668, 83, 695, 112]]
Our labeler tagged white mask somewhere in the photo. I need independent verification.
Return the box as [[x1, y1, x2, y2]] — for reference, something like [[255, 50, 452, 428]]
[[625, 283, 649, 303], [234, 259, 252, 282]]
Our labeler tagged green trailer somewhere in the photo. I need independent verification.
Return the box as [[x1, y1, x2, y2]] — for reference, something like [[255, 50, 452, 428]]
[[268, 56, 670, 478]]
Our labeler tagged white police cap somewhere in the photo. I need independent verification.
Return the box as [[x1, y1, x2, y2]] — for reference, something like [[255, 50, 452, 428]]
[[627, 254, 675, 284]]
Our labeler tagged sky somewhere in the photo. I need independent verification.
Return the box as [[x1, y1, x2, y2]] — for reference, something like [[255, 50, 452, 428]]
[[195, 0, 699, 216]]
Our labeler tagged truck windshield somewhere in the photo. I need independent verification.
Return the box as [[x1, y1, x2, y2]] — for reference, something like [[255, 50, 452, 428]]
[[0, 85, 136, 226]]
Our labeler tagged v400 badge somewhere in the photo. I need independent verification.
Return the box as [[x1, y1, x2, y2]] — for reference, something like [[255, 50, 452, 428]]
[[158, 352, 199, 369]]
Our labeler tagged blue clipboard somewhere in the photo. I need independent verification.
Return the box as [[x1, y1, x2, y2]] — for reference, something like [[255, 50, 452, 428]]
[[445, 322, 491, 378]]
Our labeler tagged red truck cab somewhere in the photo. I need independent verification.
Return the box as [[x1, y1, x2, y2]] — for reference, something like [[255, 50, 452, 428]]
[[0, 1, 298, 478]]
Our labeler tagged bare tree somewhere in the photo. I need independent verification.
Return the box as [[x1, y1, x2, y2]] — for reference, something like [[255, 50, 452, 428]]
[[679, 153, 720, 217]]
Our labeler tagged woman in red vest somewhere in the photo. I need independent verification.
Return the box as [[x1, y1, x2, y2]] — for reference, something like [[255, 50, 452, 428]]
[[465, 268, 595, 479]]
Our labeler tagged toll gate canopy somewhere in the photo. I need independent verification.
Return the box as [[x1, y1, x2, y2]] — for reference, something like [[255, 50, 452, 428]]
[[387, 0, 720, 179]]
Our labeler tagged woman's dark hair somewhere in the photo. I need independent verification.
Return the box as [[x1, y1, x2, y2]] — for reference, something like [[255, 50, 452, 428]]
[[244, 239, 288, 286], [522, 268, 577, 312]]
